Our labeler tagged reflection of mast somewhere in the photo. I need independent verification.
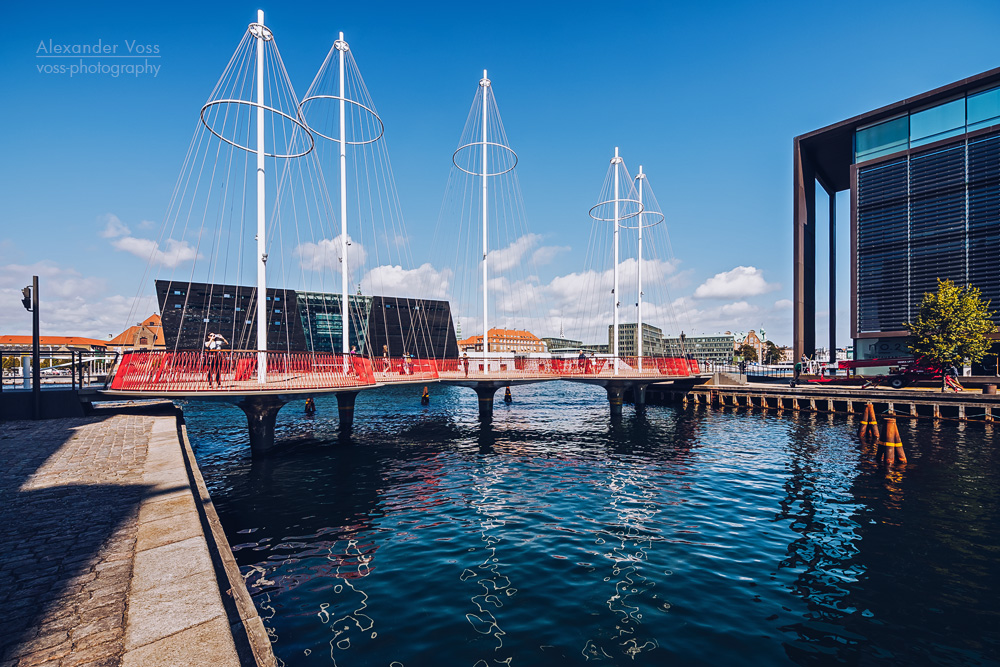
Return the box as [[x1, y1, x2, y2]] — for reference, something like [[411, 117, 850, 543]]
[[461, 459, 513, 661], [593, 464, 660, 658]]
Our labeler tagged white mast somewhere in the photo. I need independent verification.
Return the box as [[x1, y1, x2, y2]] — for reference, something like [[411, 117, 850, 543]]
[[636, 165, 644, 372], [337, 32, 349, 355], [481, 70, 490, 360], [612, 147, 621, 375], [255, 9, 267, 384]]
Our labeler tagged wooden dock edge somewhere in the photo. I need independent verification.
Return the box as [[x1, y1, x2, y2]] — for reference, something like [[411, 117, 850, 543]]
[[642, 384, 998, 423]]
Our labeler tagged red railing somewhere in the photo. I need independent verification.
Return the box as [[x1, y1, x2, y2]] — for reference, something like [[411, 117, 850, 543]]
[[436, 356, 697, 380], [107, 352, 700, 394], [109, 350, 376, 392], [373, 357, 441, 383]]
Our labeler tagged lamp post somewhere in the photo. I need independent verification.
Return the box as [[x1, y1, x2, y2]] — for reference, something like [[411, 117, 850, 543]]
[[21, 276, 40, 419]]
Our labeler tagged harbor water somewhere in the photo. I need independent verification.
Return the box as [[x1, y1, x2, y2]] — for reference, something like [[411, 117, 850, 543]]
[[182, 382, 1000, 665]]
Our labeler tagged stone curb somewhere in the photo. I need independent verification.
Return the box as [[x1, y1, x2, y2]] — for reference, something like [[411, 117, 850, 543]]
[[121, 415, 241, 667], [174, 413, 277, 667]]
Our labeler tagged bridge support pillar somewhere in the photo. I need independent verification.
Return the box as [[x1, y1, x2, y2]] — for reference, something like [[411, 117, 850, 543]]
[[238, 396, 287, 456], [607, 385, 624, 419], [633, 384, 647, 411], [336, 391, 359, 434], [475, 386, 496, 423]]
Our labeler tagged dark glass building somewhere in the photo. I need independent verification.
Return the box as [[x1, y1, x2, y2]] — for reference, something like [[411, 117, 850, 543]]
[[794, 67, 1000, 366], [155, 280, 458, 358]]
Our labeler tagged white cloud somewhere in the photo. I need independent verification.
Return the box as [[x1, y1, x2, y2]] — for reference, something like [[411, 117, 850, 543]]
[[531, 244, 570, 266], [693, 266, 779, 299], [774, 298, 793, 310], [721, 301, 757, 316], [486, 234, 540, 273], [100, 213, 130, 238], [360, 263, 453, 300], [0, 261, 155, 338], [112, 236, 200, 268], [295, 235, 367, 275]]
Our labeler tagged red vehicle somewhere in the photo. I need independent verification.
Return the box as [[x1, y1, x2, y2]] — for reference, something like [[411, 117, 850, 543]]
[[838, 357, 942, 389]]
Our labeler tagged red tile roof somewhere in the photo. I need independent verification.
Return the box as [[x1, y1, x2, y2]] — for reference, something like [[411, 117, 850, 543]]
[[0, 335, 108, 348]]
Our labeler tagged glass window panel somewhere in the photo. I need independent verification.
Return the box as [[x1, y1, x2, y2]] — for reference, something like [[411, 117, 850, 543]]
[[910, 98, 965, 147], [855, 116, 908, 162], [968, 86, 1000, 131]]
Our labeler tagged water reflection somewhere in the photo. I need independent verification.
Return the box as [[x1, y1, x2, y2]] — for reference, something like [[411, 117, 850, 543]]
[[180, 385, 1000, 666]]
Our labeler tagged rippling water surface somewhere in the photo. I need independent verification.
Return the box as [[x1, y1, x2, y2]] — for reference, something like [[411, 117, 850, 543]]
[[182, 383, 1000, 665]]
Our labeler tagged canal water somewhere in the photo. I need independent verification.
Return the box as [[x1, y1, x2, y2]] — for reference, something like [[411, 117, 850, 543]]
[[182, 382, 1000, 666]]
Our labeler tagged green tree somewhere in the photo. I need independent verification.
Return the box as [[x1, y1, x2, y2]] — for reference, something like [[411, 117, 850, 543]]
[[735, 342, 758, 363], [905, 279, 996, 391], [763, 341, 783, 365]]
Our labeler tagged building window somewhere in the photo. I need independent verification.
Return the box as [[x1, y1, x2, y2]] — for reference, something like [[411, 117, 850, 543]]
[[968, 86, 1000, 131], [855, 116, 909, 163], [910, 98, 965, 148], [173, 290, 183, 295], [174, 304, 182, 309], [139, 337, 148, 345]]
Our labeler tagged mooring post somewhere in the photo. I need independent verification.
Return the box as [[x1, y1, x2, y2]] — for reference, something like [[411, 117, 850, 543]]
[[474, 385, 496, 423], [336, 391, 359, 433], [237, 396, 287, 455], [607, 385, 624, 419]]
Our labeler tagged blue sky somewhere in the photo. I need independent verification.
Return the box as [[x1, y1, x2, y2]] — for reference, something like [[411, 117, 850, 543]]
[[3, 0, 1000, 346]]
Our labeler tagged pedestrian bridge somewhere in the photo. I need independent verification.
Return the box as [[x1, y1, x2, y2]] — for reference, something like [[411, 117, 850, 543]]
[[104, 350, 704, 452]]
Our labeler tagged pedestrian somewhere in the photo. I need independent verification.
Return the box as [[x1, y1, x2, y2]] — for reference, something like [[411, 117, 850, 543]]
[[204, 332, 228, 388], [578, 350, 586, 373], [791, 360, 801, 387], [462, 352, 470, 377]]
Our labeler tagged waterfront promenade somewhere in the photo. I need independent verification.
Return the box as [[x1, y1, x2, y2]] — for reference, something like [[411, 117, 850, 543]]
[[0, 406, 263, 666]]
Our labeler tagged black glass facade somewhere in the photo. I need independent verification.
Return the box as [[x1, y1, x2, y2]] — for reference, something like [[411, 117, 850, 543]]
[[155, 280, 458, 358], [856, 131, 1000, 334]]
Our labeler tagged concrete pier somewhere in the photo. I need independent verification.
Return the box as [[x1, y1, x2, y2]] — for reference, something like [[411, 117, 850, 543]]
[[237, 396, 287, 456], [0, 404, 274, 667]]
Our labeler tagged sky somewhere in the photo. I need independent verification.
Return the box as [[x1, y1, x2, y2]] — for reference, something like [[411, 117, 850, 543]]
[[3, 0, 1000, 347]]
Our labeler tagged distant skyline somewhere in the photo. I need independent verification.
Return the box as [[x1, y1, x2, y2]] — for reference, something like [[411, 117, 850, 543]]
[[3, 0, 1000, 345]]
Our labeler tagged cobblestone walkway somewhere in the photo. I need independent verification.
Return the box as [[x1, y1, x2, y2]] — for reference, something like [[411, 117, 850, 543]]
[[0, 415, 153, 667]]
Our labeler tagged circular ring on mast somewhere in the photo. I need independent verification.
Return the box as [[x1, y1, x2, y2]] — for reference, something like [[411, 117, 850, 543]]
[[617, 209, 664, 229], [588, 198, 644, 223], [298, 95, 385, 145], [200, 99, 315, 158], [248, 22, 273, 41], [452, 141, 518, 176]]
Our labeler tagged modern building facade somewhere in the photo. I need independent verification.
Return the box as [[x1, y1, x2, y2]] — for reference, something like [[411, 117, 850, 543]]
[[794, 67, 1000, 363], [155, 280, 458, 358], [607, 323, 665, 357], [662, 333, 736, 364], [540, 336, 582, 353]]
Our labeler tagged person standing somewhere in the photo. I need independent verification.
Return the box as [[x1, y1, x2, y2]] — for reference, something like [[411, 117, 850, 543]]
[[462, 352, 470, 377], [204, 333, 228, 388]]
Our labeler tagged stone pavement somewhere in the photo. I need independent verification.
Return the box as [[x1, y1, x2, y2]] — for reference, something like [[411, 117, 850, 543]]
[[0, 410, 241, 667]]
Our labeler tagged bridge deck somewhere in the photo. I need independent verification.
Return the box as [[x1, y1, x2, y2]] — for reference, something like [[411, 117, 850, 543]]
[[105, 351, 700, 398]]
